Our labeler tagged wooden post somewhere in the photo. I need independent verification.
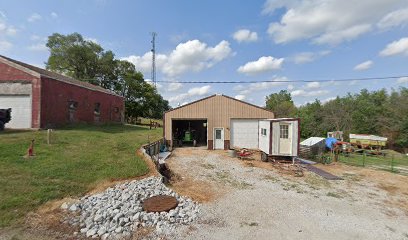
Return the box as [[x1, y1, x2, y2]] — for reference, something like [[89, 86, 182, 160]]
[[47, 129, 51, 145]]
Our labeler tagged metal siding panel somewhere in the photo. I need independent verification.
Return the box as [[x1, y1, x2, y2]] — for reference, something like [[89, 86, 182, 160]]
[[258, 120, 270, 153], [231, 119, 259, 149], [272, 122, 280, 155], [292, 120, 299, 156]]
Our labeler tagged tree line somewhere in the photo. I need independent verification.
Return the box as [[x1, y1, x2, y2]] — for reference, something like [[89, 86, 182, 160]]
[[266, 88, 408, 151], [45, 32, 170, 120]]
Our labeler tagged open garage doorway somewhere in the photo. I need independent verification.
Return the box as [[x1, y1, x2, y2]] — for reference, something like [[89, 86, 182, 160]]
[[172, 119, 207, 148]]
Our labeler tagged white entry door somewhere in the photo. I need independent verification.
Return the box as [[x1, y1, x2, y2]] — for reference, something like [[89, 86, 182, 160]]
[[279, 123, 292, 155], [214, 128, 224, 149], [0, 95, 32, 128]]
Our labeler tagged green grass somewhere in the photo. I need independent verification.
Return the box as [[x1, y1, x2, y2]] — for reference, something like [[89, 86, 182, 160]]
[[0, 124, 162, 227]]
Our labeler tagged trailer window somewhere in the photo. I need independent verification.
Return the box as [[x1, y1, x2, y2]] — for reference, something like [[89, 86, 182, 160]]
[[280, 125, 289, 139], [261, 128, 267, 136]]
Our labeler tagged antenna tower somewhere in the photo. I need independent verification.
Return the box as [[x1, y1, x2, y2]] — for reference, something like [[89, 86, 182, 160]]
[[151, 32, 157, 87]]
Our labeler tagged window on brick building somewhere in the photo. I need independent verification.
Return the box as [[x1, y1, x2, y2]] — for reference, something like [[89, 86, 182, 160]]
[[94, 103, 101, 115], [68, 100, 78, 110]]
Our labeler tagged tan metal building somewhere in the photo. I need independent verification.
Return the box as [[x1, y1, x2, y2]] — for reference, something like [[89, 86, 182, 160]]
[[164, 94, 274, 150]]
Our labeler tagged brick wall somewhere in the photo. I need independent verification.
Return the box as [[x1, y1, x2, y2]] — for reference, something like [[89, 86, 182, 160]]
[[40, 77, 124, 128]]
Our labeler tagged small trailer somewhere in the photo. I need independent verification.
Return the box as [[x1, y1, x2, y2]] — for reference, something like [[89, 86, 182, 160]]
[[349, 134, 387, 150], [258, 118, 300, 162]]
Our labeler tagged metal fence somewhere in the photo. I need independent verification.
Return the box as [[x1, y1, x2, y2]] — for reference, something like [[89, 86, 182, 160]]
[[338, 152, 408, 175]]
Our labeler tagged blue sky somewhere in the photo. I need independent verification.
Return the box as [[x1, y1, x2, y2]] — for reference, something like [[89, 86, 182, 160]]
[[1, 0, 408, 107]]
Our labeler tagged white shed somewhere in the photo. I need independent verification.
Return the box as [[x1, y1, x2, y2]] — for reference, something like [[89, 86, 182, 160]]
[[258, 118, 300, 161]]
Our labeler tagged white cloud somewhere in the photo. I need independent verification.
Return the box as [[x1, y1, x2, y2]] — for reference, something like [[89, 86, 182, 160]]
[[0, 14, 16, 52], [233, 84, 245, 91], [238, 77, 288, 95], [170, 32, 188, 43], [287, 84, 294, 90], [122, 39, 232, 78], [322, 97, 336, 103], [232, 29, 258, 43], [0, 40, 12, 52], [235, 95, 246, 101], [380, 37, 408, 56], [313, 24, 372, 45], [305, 81, 320, 89], [292, 51, 330, 64], [291, 89, 329, 97], [30, 35, 41, 41], [27, 13, 42, 22], [354, 60, 373, 71], [85, 37, 99, 44], [397, 77, 408, 83], [264, 0, 407, 45], [0, 15, 18, 37], [378, 8, 408, 29], [122, 52, 167, 75], [237, 56, 284, 75], [5, 25, 17, 36], [145, 79, 163, 89], [51, 12, 58, 18], [168, 85, 211, 104], [163, 40, 232, 77], [188, 85, 211, 95], [27, 43, 48, 52], [168, 82, 183, 92]]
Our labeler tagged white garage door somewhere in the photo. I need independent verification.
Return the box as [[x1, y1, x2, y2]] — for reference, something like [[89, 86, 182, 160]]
[[230, 119, 259, 149], [0, 95, 32, 128]]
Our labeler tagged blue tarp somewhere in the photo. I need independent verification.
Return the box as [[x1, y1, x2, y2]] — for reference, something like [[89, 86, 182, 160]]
[[325, 137, 338, 150]]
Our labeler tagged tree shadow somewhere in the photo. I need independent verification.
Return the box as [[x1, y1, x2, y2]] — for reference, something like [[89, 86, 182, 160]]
[[59, 123, 159, 134], [0, 124, 161, 135]]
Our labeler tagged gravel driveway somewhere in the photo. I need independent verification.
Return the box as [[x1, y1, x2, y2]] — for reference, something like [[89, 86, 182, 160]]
[[166, 148, 408, 240]]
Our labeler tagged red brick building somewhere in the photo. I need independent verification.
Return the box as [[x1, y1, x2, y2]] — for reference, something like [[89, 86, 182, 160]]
[[0, 55, 124, 129]]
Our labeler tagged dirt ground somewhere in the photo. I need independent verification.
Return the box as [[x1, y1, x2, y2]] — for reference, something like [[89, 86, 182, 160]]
[[167, 147, 408, 240]]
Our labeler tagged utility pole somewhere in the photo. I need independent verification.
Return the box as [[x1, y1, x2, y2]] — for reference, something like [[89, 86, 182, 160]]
[[151, 32, 157, 88]]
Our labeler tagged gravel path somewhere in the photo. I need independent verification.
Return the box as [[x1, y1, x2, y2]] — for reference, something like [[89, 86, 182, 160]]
[[61, 177, 200, 239], [167, 148, 408, 240]]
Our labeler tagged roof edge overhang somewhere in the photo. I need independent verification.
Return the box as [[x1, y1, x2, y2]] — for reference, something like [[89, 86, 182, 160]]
[[0, 56, 123, 98], [164, 94, 274, 115], [0, 56, 41, 78]]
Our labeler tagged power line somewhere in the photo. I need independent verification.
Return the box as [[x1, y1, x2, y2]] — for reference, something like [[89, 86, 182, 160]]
[[154, 75, 408, 84], [10, 74, 405, 86]]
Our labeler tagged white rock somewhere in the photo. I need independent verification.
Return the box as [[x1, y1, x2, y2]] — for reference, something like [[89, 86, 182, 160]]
[[69, 204, 78, 211], [86, 229, 97, 237], [61, 202, 69, 209]]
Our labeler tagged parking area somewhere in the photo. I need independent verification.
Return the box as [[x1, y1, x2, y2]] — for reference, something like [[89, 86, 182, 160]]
[[166, 148, 408, 240]]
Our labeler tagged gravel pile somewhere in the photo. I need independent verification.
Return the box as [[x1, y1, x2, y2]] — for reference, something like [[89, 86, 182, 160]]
[[61, 176, 200, 239]]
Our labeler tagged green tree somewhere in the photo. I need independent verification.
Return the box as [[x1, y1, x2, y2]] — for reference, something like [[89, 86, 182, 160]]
[[265, 90, 296, 118], [45, 32, 170, 120], [46, 33, 105, 80], [296, 100, 324, 138]]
